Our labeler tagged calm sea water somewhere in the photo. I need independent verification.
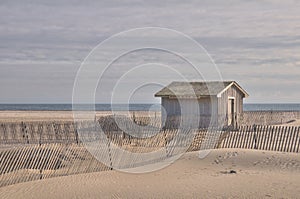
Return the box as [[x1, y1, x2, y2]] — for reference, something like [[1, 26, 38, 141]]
[[243, 104, 300, 111], [0, 104, 300, 111]]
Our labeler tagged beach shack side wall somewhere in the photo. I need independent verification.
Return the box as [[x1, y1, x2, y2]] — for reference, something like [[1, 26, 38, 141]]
[[161, 97, 218, 128]]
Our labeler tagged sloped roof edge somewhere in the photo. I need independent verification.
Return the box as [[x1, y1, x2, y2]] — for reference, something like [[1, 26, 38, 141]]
[[155, 81, 249, 98], [217, 81, 249, 98]]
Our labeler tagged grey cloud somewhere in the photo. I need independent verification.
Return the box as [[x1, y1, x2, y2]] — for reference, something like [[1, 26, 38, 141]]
[[0, 0, 300, 103]]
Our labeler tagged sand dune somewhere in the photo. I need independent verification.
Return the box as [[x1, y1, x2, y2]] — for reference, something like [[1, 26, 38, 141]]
[[0, 149, 299, 199]]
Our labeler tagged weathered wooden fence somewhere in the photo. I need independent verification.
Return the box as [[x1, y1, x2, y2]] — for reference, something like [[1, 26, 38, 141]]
[[219, 125, 300, 153], [0, 143, 110, 187], [0, 118, 300, 188], [239, 111, 300, 126], [0, 121, 79, 145], [0, 119, 199, 187]]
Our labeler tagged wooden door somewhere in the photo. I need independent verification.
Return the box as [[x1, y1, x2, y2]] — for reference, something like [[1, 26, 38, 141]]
[[228, 99, 235, 126]]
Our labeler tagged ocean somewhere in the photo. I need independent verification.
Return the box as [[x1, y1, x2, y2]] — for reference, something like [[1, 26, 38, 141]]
[[0, 104, 300, 111], [243, 104, 300, 111]]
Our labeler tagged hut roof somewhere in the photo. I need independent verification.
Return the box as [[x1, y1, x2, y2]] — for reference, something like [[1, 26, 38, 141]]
[[154, 81, 249, 98]]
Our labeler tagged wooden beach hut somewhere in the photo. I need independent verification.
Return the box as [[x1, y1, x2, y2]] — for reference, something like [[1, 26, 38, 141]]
[[155, 81, 249, 128]]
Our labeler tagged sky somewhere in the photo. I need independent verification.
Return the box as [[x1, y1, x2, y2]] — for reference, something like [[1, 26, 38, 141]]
[[0, 0, 300, 103]]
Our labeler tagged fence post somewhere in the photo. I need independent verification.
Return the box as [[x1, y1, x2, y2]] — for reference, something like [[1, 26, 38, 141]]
[[1, 123, 7, 144], [105, 129, 113, 170], [21, 122, 29, 144], [163, 127, 170, 157], [74, 123, 79, 145], [253, 124, 257, 149]]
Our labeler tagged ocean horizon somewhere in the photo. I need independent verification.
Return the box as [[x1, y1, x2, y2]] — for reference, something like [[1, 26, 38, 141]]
[[0, 103, 300, 111]]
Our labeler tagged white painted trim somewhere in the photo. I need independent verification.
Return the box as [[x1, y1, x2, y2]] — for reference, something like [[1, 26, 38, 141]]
[[232, 82, 249, 97], [217, 82, 234, 98], [217, 81, 249, 98], [228, 96, 235, 99]]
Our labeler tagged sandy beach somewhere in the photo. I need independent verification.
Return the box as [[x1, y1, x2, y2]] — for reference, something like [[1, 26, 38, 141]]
[[278, 119, 300, 126], [0, 149, 300, 199], [1, 0, 300, 198], [0, 111, 158, 122]]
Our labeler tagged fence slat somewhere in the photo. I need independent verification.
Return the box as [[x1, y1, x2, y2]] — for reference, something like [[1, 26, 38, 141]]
[[289, 127, 295, 152], [284, 127, 292, 152], [292, 127, 300, 152], [275, 126, 281, 151]]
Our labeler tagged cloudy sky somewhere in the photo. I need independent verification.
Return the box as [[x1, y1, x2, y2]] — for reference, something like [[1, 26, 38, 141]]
[[1, 0, 300, 103]]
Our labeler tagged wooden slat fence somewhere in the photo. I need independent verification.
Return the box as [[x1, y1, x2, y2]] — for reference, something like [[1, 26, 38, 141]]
[[0, 118, 300, 188], [0, 120, 196, 187], [219, 125, 300, 153]]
